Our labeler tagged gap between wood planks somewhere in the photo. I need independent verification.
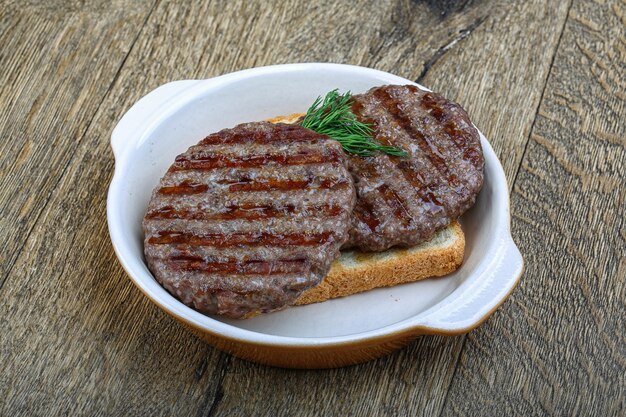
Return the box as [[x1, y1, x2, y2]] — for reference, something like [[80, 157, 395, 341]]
[[200, 354, 233, 417], [509, 0, 575, 189], [0, 0, 159, 291], [436, 1, 574, 415], [415, 15, 489, 84]]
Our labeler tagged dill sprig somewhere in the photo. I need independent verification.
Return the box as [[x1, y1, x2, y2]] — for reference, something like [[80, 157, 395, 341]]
[[300, 90, 408, 157]]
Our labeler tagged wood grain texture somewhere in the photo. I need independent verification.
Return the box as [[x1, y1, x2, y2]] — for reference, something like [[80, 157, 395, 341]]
[[440, 0, 626, 415], [1, 0, 619, 415], [0, 0, 155, 287]]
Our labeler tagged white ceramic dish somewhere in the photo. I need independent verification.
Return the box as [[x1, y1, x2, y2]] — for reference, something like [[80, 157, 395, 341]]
[[107, 63, 523, 368]]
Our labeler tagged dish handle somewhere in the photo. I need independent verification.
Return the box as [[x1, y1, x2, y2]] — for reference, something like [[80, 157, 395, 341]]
[[417, 236, 523, 335], [110, 80, 201, 158]]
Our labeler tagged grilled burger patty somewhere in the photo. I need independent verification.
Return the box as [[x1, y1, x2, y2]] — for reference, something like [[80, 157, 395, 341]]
[[345, 85, 484, 252], [143, 122, 356, 318]]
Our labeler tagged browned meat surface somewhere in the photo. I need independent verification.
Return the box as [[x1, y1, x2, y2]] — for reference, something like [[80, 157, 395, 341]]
[[346, 85, 484, 251], [143, 122, 356, 318]]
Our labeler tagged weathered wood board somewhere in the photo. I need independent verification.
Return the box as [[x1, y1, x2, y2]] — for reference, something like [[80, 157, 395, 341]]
[[2, 0, 622, 415], [440, 0, 626, 415]]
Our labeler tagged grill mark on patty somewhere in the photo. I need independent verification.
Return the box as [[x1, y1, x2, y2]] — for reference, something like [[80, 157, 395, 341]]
[[200, 125, 322, 146], [348, 154, 413, 224], [167, 256, 308, 275], [157, 176, 349, 195], [352, 199, 381, 232], [441, 122, 476, 152], [372, 88, 459, 187], [158, 181, 208, 195], [352, 98, 446, 214], [376, 184, 414, 225], [347, 158, 400, 232], [462, 145, 483, 168], [420, 92, 453, 124], [224, 177, 350, 192], [145, 203, 344, 220], [395, 159, 447, 215], [148, 230, 334, 247], [421, 92, 484, 171], [169, 149, 341, 171], [350, 99, 377, 130]]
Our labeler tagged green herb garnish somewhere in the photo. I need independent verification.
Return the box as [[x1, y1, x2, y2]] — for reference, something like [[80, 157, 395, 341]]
[[300, 90, 408, 157]]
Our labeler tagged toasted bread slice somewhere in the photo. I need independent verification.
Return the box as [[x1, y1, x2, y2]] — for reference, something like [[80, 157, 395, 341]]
[[267, 114, 465, 307], [266, 113, 304, 124], [296, 221, 464, 304]]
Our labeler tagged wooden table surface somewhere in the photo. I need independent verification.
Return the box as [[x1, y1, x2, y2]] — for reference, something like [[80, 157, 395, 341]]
[[1, 0, 624, 415]]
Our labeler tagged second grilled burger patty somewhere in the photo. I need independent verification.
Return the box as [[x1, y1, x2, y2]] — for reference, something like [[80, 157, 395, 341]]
[[143, 122, 356, 318], [346, 85, 484, 251]]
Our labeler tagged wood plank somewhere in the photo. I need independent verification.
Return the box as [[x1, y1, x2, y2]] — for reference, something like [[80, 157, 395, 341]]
[[1, 0, 570, 416], [0, 1, 156, 287], [440, 0, 626, 415]]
